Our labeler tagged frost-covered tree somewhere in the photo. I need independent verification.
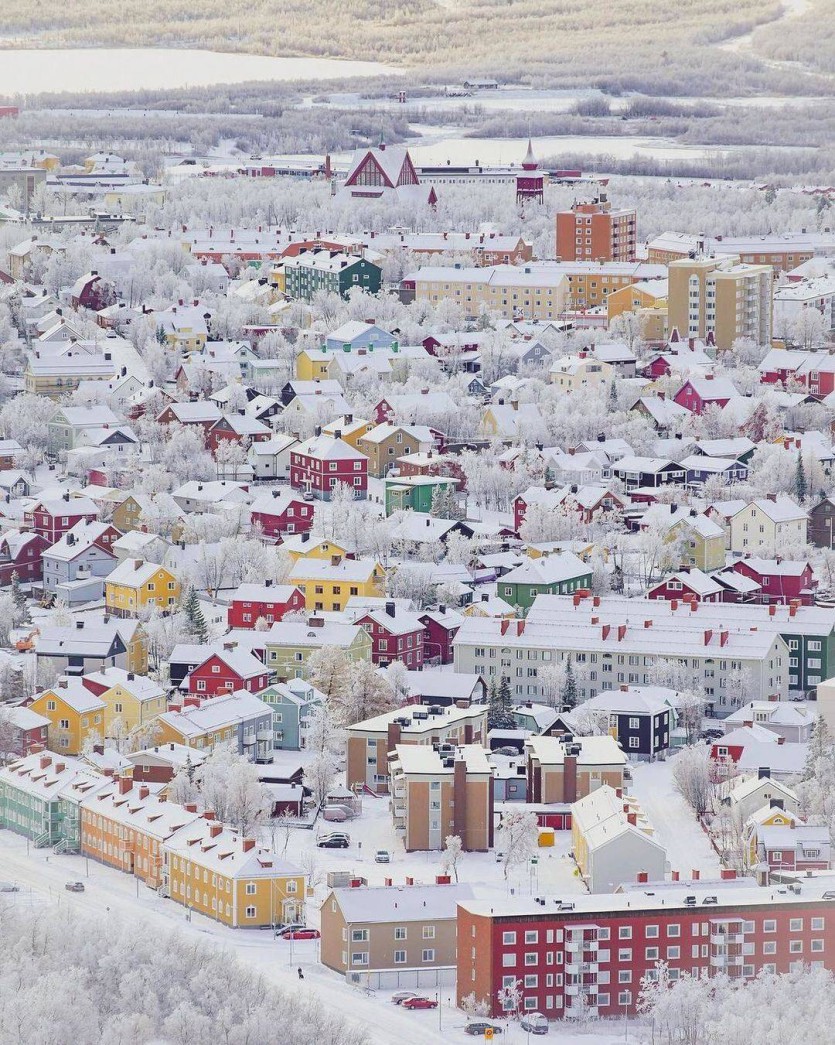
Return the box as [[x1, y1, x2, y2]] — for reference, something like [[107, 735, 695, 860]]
[[440, 834, 464, 882], [672, 745, 716, 814], [497, 808, 539, 880]]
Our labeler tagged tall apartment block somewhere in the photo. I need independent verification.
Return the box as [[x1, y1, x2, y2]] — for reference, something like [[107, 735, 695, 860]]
[[555, 194, 637, 263], [667, 254, 773, 351]]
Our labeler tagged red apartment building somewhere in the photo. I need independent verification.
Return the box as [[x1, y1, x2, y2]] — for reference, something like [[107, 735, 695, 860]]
[[555, 194, 637, 263], [24, 494, 99, 543], [356, 603, 426, 668], [0, 530, 47, 586], [458, 883, 835, 1021]]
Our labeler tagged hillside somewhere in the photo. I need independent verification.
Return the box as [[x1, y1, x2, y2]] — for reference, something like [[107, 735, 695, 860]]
[[0, 0, 825, 96]]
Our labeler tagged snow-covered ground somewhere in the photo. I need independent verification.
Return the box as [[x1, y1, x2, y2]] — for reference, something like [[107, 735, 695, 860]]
[[0, 829, 650, 1044], [629, 756, 722, 880]]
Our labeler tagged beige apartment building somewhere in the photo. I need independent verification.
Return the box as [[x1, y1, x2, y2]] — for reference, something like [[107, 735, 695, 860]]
[[345, 703, 488, 792], [410, 264, 567, 321], [667, 255, 773, 350], [388, 744, 493, 852], [321, 882, 474, 978], [525, 734, 627, 805]]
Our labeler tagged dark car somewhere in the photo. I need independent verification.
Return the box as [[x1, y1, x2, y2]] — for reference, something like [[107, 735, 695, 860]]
[[466, 1022, 503, 1035], [64, 881, 85, 893], [401, 997, 437, 1010], [316, 837, 349, 849]]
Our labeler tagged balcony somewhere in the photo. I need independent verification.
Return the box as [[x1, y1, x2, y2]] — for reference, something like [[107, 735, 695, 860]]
[[256, 729, 273, 742], [711, 932, 744, 945]]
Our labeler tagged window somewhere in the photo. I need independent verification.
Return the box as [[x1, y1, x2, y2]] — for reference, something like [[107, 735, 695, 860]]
[[525, 930, 539, 944], [790, 941, 803, 953], [628, 717, 640, 729], [351, 953, 369, 966], [422, 949, 435, 962], [763, 941, 776, 955], [667, 946, 680, 960], [618, 970, 632, 983], [395, 927, 407, 940], [646, 925, 659, 938], [618, 949, 632, 961], [245, 906, 256, 919], [524, 975, 538, 988], [394, 950, 406, 964], [352, 929, 369, 942], [790, 919, 803, 932], [812, 918, 825, 931], [812, 940, 825, 952], [423, 926, 435, 939], [618, 992, 632, 1006], [646, 947, 659, 961], [619, 926, 632, 940], [667, 925, 680, 937], [245, 883, 256, 895], [764, 920, 777, 933]]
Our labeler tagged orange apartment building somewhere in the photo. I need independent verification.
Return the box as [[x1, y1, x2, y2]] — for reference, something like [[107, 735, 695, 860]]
[[525, 734, 627, 804], [555, 194, 637, 263], [388, 743, 493, 852], [80, 777, 201, 887]]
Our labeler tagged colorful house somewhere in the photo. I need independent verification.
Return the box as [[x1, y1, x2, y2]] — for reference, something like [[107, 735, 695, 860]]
[[156, 691, 273, 761], [80, 666, 166, 736], [249, 490, 314, 541], [29, 677, 107, 755], [264, 618, 371, 681], [257, 678, 325, 750], [383, 475, 461, 516], [289, 433, 368, 501], [186, 649, 270, 697], [290, 556, 385, 612], [164, 820, 306, 928], [0, 751, 90, 845], [226, 583, 306, 629], [105, 558, 180, 618], [355, 602, 426, 668], [499, 553, 592, 613]]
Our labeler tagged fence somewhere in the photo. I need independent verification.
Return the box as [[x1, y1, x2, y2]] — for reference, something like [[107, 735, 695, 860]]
[[346, 966, 456, 991]]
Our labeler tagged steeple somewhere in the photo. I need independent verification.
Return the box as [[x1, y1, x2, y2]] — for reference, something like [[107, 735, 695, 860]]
[[522, 138, 538, 171]]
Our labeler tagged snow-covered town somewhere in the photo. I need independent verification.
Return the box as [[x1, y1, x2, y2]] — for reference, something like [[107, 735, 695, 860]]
[[3, 95, 835, 1044]]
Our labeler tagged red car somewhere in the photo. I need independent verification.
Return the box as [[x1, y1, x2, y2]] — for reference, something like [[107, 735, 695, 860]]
[[401, 997, 438, 1010], [280, 928, 320, 940]]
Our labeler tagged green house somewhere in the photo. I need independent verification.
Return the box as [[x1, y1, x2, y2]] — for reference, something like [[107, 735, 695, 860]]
[[500, 553, 593, 613], [384, 475, 461, 517], [284, 250, 382, 302], [0, 752, 85, 846], [264, 619, 371, 682]]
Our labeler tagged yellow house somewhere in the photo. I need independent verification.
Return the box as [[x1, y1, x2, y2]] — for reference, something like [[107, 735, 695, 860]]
[[289, 555, 385, 612], [549, 354, 613, 393], [296, 347, 335, 381], [281, 536, 352, 564], [321, 415, 376, 450], [117, 620, 150, 676], [164, 821, 307, 927], [669, 514, 726, 572], [30, 678, 106, 755], [105, 558, 180, 618], [84, 667, 166, 735], [268, 263, 286, 295], [607, 278, 668, 324]]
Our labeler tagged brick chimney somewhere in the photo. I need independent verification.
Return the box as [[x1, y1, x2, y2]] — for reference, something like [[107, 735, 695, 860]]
[[138, 785, 149, 800], [563, 753, 578, 803], [241, 838, 256, 852], [118, 776, 132, 794]]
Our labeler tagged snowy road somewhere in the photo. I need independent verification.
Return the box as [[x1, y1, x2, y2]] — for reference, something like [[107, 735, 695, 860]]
[[628, 757, 723, 881]]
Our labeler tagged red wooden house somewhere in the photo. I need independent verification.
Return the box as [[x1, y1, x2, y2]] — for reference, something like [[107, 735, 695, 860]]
[[227, 583, 305, 629], [796, 354, 835, 397], [0, 529, 47, 586], [647, 569, 725, 604], [356, 603, 425, 668], [187, 649, 270, 696], [289, 433, 368, 502], [731, 558, 817, 605], [24, 493, 99, 544], [418, 606, 462, 664], [70, 272, 115, 312], [6, 707, 50, 757], [156, 401, 222, 443], [673, 374, 737, 415], [250, 489, 314, 541], [205, 414, 272, 453]]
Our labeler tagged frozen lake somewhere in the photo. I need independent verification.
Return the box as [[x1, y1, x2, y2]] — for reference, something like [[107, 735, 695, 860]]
[[0, 47, 396, 95]]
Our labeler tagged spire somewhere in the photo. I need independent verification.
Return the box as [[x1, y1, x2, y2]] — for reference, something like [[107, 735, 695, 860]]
[[522, 138, 537, 171]]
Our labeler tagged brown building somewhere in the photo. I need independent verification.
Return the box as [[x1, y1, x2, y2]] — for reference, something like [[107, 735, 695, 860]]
[[345, 704, 488, 793], [388, 744, 493, 852], [320, 881, 474, 979], [555, 193, 637, 263], [809, 496, 835, 549], [667, 255, 772, 351], [525, 734, 627, 804], [125, 743, 207, 785], [356, 423, 431, 479]]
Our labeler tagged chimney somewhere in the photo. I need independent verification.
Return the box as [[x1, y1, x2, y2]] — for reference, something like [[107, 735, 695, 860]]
[[203, 810, 216, 821], [385, 601, 396, 618], [670, 599, 678, 611], [563, 753, 577, 803], [691, 869, 701, 881], [759, 767, 771, 779], [720, 869, 737, 880], [184, 802, 198, 813], [138, 785, 150, 800], [636, 868, 647, 881], [671, 870, 680, 881], [241, 838, 256, 852], [628, 814, 639, 827], [118, 776, 131, 795], [210, 822, 223, 837], [39, 755, 51, 769], [387, 722, 402, 753], [54, 762, 65, 774]]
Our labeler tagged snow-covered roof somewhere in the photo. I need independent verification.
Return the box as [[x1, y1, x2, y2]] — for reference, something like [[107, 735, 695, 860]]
[[328, 882, 474, 923]]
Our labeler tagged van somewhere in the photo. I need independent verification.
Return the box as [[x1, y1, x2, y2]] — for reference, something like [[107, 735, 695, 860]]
[[520, 1012, 548, 1035]]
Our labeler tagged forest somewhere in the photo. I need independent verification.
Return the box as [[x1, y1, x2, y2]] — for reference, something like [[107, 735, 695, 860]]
[[0, 0, 830, 98]]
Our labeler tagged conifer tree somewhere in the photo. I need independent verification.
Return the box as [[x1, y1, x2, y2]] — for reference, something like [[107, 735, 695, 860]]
[[562, 656, 578, 710], [10, 571, 30, 626], [184, 585, 208, 644]]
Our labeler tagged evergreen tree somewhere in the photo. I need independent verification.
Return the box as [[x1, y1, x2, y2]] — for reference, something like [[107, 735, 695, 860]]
[[183, 586, 208, 644], [795, 453, 807, 503], [488, 676, 515, 730], [607, 379, 618, 412], [10, 571, 30, 626], [561, 656, 578, 710]]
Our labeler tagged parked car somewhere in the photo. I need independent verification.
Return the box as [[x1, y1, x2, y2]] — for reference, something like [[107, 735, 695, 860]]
[[64, 881, 85, 893], [317, 836, 349, 849], [280, 927, 320, 940], [374, 849, 391, 863], [466, 1022, 503, 1036], [264, 921, 305, 934], [391, 992, 419, 1006], [520, 1013, 548, 1035], [401, 997, 438, 1010], [0, 882, 19, 892]]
